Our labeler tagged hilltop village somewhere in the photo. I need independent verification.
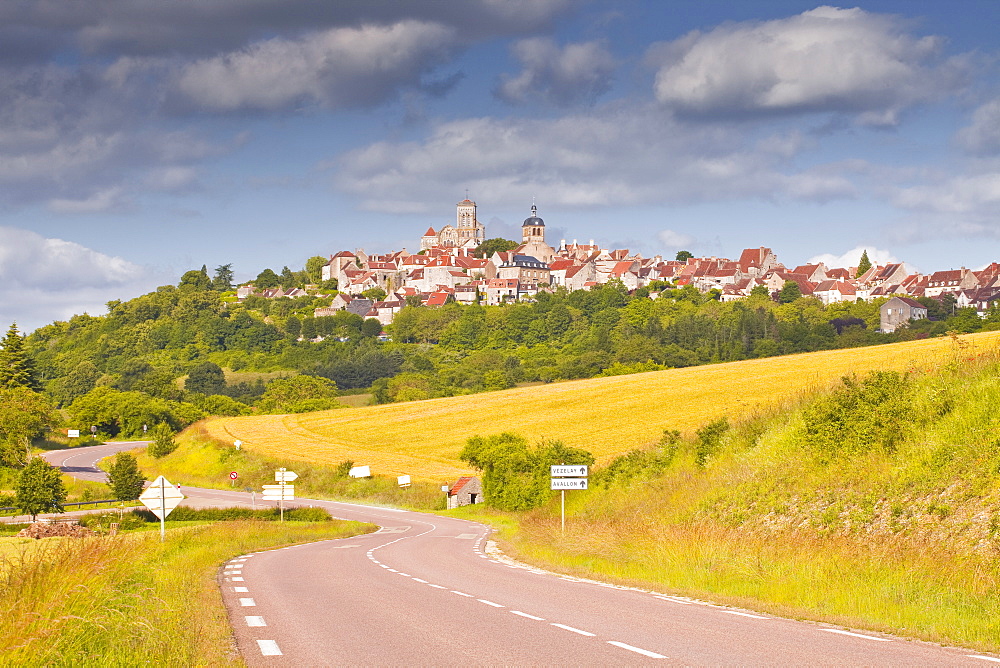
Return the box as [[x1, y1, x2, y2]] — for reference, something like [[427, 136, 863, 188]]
[[239, 199, 1000, 332]]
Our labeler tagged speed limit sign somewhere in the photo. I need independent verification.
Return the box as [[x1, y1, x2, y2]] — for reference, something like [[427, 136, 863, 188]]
[[229, 471, 238, 480]]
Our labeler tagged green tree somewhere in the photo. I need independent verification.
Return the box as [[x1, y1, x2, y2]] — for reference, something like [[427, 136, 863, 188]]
[[856, 250, 872, 278], [305, 256, 328, 284], [178, 269, 211, 291], [49, 360, 100, 405], [749, 284, 771, 299], [258, 375, 340, 414], [474, 238, 520, 258], [106, 452, 145, 501], [778, 280, 802, 304], [212, 263, 234, 291], [185, 361, 226, 395], [675, 250, 694, 262], [16, 457, 66, 521], [0, 387, 58, 467], [279, 265, 296, 288], [0, 323, 39, 390], [147, 423, 178, 458], [362, 287, 387, 301], [255, 268, 280, 289]]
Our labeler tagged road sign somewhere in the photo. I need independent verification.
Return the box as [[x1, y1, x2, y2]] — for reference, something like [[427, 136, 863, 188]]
[[348, 465, 371, 478], [140, 476, 185, 519], [551, 465, 588, 477], [262, 484, 295, 500], [397, 475, 411, 488], [230, 471, 238, 480], [275, 470, 298, 482], [551, 477, 588, 490], [67, 429, 80, 438]]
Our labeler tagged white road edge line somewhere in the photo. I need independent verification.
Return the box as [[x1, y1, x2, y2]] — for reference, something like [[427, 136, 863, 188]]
[[478, 599, 504, 608], [511, 611, 545, 621], [720, 610, 769, 619], [968, 656, 1000, 664], [245, 616, 266, 627], [821, 629, 892, 642], [654, 595, 693, 605], [451, 591, 473, 597], [257, 639, 282, 656], [551, 623, 595, 637], [608, 641, 667, 659]]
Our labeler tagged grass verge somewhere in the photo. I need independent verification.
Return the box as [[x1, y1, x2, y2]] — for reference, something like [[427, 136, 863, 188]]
[[0, 519, 373, 666]]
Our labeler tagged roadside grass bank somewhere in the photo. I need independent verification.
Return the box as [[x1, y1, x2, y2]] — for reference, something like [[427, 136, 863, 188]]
[[453, 342, 1000, 653], [131, 423, 447, 511], [202, 331, 1000, 480], [0, 519, 373, 666]]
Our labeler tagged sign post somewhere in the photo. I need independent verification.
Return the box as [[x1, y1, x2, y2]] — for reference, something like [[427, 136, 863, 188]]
[[139, 475, 185, 541], [551, 465, 589, 534], [263, 468, 297, 521], [229, 471, 238, 487]]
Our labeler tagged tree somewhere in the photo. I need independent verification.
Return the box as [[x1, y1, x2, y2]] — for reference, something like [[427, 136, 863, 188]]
[[178, 269, 211, 291], [16, 457, 66, 521], [305, 256, 328, 284], [255, 268, 280, 289], [675, 250, 694, 262], [0, 323, 39, 391], [474, 238, 519, 258], [749, 284, 771, 299], [106, 452, 145, 501], [856, 250, 872, 278], [212, 263, 234, 291], [778, 280, 802, 304], [362, 287, 387, 301], [279, 265, 296, 288], [258, 375, 339, 414], [147, 423, 178, 458], [185, 361, 226, 395], [0, 387, 58, 467]]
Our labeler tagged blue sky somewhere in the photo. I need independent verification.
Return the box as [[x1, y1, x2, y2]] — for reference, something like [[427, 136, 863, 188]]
[[2, 1, 999, 331]]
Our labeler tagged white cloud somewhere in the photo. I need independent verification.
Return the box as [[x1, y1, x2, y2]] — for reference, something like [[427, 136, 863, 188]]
[[657, 229, 695, 250], [807, 246, 901, 271], [957, 99, 1000, 155], [333, 105, 858, 213], [175, 21, 456, 112], [48, 187, 127, 214], [649, 6, 968, 125], [0, 227, 156, 331], [496, 38, 615, 106], [893, 173, 1000, 216]]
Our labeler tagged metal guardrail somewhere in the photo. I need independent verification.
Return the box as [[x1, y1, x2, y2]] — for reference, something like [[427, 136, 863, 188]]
[[0, 499, 121, 513]]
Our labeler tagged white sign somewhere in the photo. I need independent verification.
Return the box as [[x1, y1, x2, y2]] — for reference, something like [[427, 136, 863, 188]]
[[397, 475, 411, 488], [139, 476, 185, 520], [551, 478, 588, 490], [551, 465, 588, 477], [274, 470, 298, 482], [261, 484, 295, 500], [349, 465, 371, 478], [67, 429, 80, 438]]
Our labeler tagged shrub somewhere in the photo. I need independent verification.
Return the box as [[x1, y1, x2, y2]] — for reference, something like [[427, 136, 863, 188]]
[[147, 423, 178, 458]]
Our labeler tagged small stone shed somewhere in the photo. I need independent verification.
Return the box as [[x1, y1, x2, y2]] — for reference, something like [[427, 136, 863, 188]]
[[447, 476, 483, 509]]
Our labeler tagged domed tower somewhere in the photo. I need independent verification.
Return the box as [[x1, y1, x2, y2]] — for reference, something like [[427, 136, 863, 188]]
[[522, 203, 545, 245]]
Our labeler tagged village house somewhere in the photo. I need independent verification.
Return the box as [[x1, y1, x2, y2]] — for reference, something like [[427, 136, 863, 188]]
[[880, 296, 928, 333], [446, 476, 483, 508]]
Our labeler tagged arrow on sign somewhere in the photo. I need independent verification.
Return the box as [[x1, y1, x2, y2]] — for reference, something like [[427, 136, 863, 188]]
[[275, 470, 298, 482], [262, 484, 295, 500]]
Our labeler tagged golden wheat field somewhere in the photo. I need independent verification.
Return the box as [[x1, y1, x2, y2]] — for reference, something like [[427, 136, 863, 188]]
[[202, 331, 1000, 482]]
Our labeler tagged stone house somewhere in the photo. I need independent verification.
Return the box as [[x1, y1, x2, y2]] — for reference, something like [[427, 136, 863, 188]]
[[880, 296, 928, 333], [447, 476, 483, 509]]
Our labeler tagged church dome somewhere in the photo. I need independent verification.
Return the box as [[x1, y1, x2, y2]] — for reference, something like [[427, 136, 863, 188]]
[[522, 204, 544, 227]]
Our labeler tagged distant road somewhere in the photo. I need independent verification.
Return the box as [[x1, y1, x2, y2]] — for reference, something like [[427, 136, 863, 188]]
[[45, 443, 998, 666]]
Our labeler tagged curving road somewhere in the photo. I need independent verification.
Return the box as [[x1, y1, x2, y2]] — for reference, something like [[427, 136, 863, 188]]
[[44, 443, 998, 666]]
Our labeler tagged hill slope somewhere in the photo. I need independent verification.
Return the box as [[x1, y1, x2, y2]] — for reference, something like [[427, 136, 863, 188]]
[[203, 331, 1000, 481]]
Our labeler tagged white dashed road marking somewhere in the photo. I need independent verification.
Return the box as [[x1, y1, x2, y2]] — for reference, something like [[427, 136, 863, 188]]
[[239, 598, 256, 607], [257, 640, 282, 656], [478, 599, 504, 608], [607, 641, 667, 659], [511, 611, 545, 621], [245, 616, 266, 627], [451, 591, 473, 597], [551, 623, 595, 637], [969, 656, 1000, 663], [721, 610, 769, 619], [234, 587, 248, 593]]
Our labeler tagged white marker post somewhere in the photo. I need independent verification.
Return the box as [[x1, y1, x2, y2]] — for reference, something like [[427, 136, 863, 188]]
[[551, 465, 589, 534]]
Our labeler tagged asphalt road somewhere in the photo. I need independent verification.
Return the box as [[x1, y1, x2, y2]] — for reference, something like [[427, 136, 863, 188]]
[[42, 443, 1000, 666]]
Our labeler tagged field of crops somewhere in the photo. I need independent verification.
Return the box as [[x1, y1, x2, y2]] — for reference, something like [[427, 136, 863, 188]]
[[203, 331, 1000, 481]]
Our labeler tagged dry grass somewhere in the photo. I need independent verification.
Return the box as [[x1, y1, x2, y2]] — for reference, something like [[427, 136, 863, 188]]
[[204, 331, 1000, 481]]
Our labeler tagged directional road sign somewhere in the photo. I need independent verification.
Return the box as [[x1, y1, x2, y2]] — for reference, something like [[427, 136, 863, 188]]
[[275, 470, 298, 482], [551, 465, 588, 477], [551, 478, 588, 490], [262, 484, 295, 500], [139, 476, 185, 520]]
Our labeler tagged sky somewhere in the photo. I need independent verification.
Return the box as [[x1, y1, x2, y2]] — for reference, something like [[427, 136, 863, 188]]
[[2, 0, 1000, 331]]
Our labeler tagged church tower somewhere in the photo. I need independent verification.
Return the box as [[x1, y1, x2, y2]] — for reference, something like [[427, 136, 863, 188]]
[[456, 198, 485, 246], [518, 203, 554, 263]]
